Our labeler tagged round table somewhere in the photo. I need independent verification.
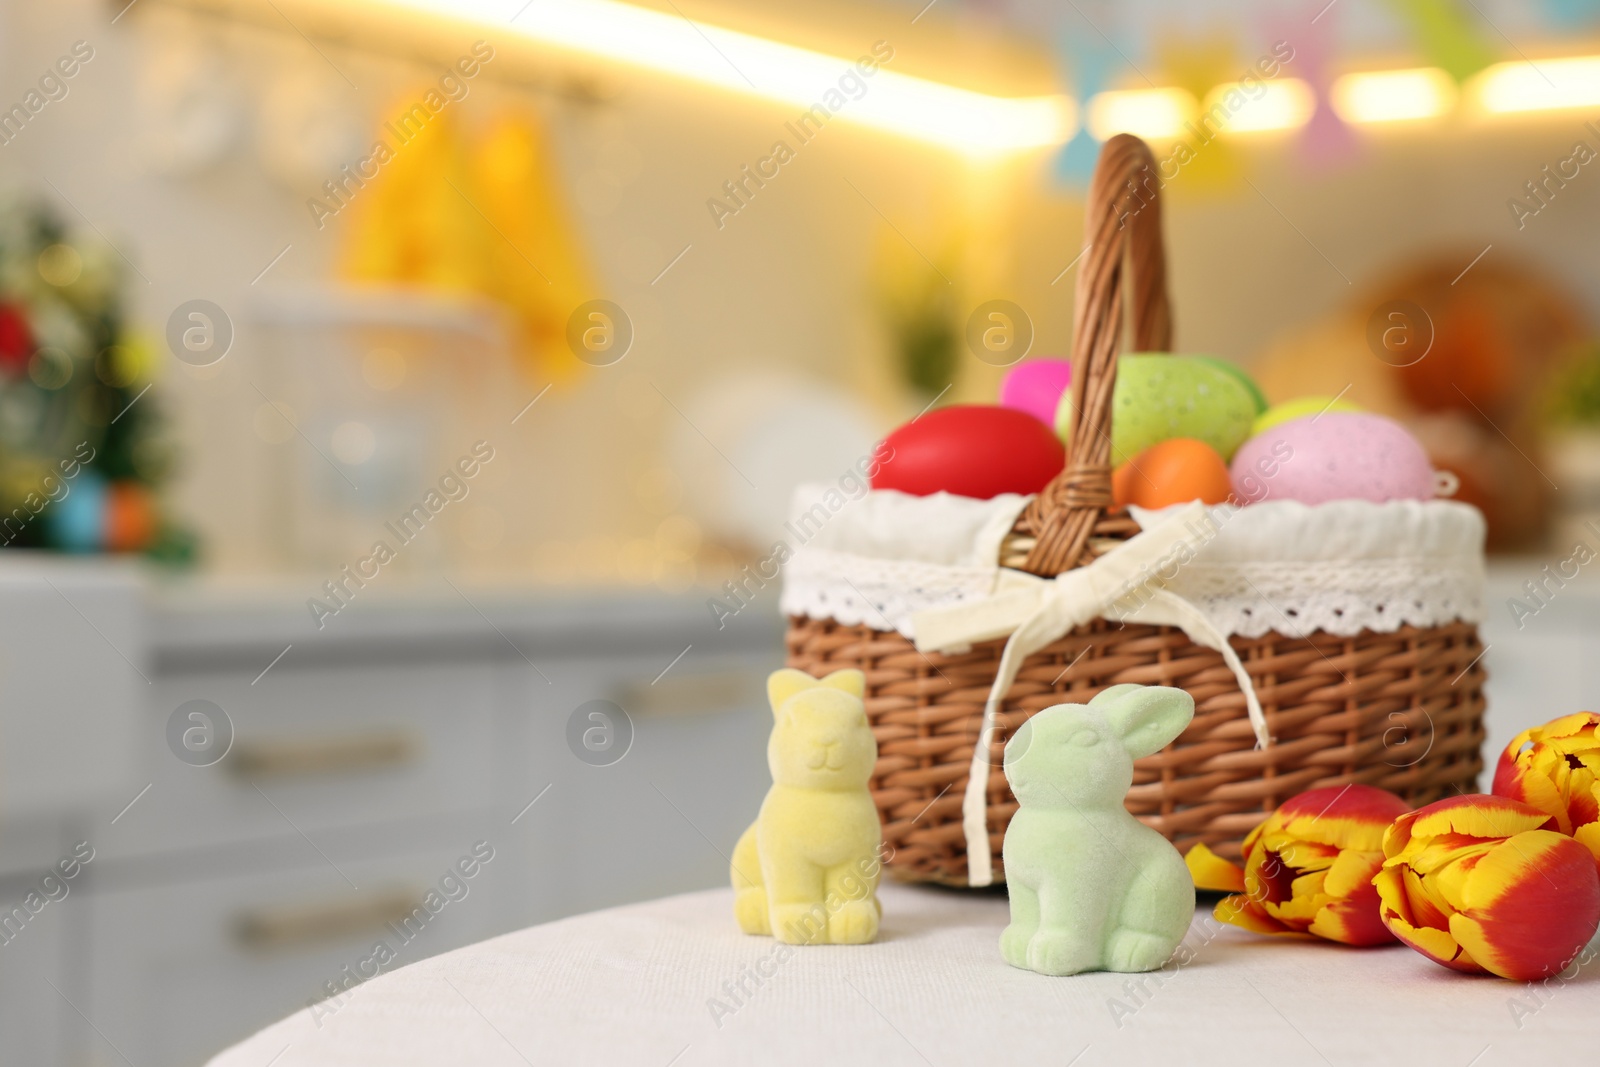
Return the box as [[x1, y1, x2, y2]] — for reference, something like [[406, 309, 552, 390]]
[[209, 883, 1594, 1065]]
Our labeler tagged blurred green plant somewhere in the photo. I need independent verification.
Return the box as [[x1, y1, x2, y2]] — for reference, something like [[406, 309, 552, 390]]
[[1544, 344, 1600, 427], [889, 281, 957, 398], [872, 228, 960, 400]]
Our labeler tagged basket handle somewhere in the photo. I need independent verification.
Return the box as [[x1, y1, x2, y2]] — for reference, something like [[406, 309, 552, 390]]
[[1016, 134, 1172, 577]]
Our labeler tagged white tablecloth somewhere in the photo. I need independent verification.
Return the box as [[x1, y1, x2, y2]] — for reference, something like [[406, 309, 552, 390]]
[[210, 883, 1595, 1066]]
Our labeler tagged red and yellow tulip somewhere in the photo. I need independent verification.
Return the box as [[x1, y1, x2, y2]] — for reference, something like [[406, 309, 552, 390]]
[[1493, 711, 1600, 867], [1185, 784, 1410, 946], [1374, 794, 1600, 980]]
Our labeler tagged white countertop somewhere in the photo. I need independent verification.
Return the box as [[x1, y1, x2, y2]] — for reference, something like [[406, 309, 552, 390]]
[[207, 881, 1597, 1067], [1, 550, 1590, 652]]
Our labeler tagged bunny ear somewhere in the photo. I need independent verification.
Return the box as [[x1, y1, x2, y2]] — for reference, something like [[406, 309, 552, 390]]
[[1089, 684, 1145, 709], [818, 669, 865, 699], [1102, 686, 1195, 760], [767, 668, 821, 715]]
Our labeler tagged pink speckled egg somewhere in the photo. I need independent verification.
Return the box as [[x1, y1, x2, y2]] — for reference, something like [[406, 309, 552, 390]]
[[1229, 412, 1435, 505], [999, 359, 1071, 428]]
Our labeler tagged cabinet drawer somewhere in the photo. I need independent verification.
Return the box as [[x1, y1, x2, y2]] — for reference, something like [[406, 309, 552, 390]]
[[0, 870, 71, 1067], [509, 650, 778, 918], [0, 563, 143, 820], [88, 842, 507, 1067], [108, 661, 501, 859]]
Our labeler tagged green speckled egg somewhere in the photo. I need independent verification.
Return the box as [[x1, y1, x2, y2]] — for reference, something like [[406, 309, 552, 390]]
[[1055, 354, 1258, 462], [1192, 356, 1268, 415]]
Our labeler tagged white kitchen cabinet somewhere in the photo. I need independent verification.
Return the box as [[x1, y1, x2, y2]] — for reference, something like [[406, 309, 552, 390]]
[[0, 564, 785, 1065], [82, 581, 781, 1066], [105, 661, 503, 860], [86, 841, 510, 1067], [500, 648, 777, 921], [0, 559, 145, 1066], [0, 868, 73, 1067], [0, 561, 144, 821]]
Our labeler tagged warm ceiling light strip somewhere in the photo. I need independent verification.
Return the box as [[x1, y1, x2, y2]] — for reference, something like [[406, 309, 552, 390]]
[[374, 0, 1075, 154], [1085, 88, 1196, 141], [1203, 79, 1315, 133], [1472, 55, 1600, 113], [1084, 57, 1600, 141], [1083, 73, 1442, 142], [1332, 67, 1456, 123]]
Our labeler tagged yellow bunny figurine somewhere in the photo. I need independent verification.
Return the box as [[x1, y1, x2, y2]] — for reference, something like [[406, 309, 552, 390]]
[[732, 668, 882, 944]]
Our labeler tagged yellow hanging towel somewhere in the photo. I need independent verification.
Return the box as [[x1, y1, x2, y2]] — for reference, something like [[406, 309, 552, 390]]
[[340, 95, 593, 380]]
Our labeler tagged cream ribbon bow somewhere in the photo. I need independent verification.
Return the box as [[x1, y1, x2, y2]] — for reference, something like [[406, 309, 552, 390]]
[[908, 502, 1269, 887]]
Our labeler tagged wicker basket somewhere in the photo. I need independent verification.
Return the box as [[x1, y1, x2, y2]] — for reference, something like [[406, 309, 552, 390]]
[[784, 134, 1487, 886]]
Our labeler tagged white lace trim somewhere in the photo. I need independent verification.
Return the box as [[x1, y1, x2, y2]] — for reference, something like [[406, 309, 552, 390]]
[[779, 494, 1486, 641]]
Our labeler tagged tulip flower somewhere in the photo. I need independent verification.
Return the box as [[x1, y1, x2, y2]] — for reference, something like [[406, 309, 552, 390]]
[[1374, 794, 1600, 980], [1185, 784, 1410, 946], [1493, 711, 1600, 866]]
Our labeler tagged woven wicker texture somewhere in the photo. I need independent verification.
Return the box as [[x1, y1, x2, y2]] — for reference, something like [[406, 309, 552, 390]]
[[781, 134, 1488, 885], [786, 617, 1486, 883]]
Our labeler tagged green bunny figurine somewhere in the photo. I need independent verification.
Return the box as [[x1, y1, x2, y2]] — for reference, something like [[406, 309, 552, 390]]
[[732, 668, 883, 945], [1000, 684, 1196, 976]]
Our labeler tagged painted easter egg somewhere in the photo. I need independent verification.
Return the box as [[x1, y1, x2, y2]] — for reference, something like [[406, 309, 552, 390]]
[[872, 405, 1065, 499], [1229, 412, 1435, 506], [1192, 356, 1267, 415], [106, 481, 158, 552], [999, 358, 1072, 428], [48, 469, 106, 552], [1057, 354, 1257, 463], [1112, 438, 1232, 510], [1252, 395, 1365, 437]]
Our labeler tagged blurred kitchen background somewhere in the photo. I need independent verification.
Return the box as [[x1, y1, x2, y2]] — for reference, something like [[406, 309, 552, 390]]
[[4, 0, 1600, 1062]]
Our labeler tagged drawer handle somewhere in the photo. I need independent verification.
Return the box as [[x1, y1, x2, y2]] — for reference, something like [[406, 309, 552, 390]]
[[234, 889, 422, 950], [227, 731, 418, 780], [616, 670, 766, 719]]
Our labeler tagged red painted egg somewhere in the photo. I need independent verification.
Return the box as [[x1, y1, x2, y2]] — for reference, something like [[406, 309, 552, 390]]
[[871, 405, 1065, 499]]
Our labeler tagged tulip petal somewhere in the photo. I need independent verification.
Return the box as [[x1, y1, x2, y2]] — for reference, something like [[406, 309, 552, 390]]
[[1377, 864, 1478, 971], [1450, 830, 1600, 981], [1493, 713, 1600, 839], [1569, 778, 1600, 827], [1269, 870, 1330, 925], [1247, 848, 1300, 907], [1276, 784, 1410, 852], [1402, 866, 1453, 930], [1384, 906, 1471, 971], [1272, 838, 1340, 873], [1574, 822, 1600, 867], [1536, 711, 1600, 740], [1309, 880, 1395, 946], [1185, 843, 1246, 893], [1430, 852, 1484, 913], [1408, 795, 1553, 842], [1213, 894, 1297, 936], [1374, 866, 1417, 928], [1401, 835, 1498, 877], [1510, 761, 1575, 833], [1545, 734, 1597, 756], [1323, 847, 1382, 901], [1491, 743, 1523, 798]]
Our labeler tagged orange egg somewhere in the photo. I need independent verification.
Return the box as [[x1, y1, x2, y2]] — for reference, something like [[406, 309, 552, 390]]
[[1112, 438, 1232, 510], [105, 481, 158, 552]]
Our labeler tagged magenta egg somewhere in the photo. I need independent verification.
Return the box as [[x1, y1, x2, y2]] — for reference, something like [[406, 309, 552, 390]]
[[1229, 412, 1435, 506], [999, 359, 1072, 428]]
